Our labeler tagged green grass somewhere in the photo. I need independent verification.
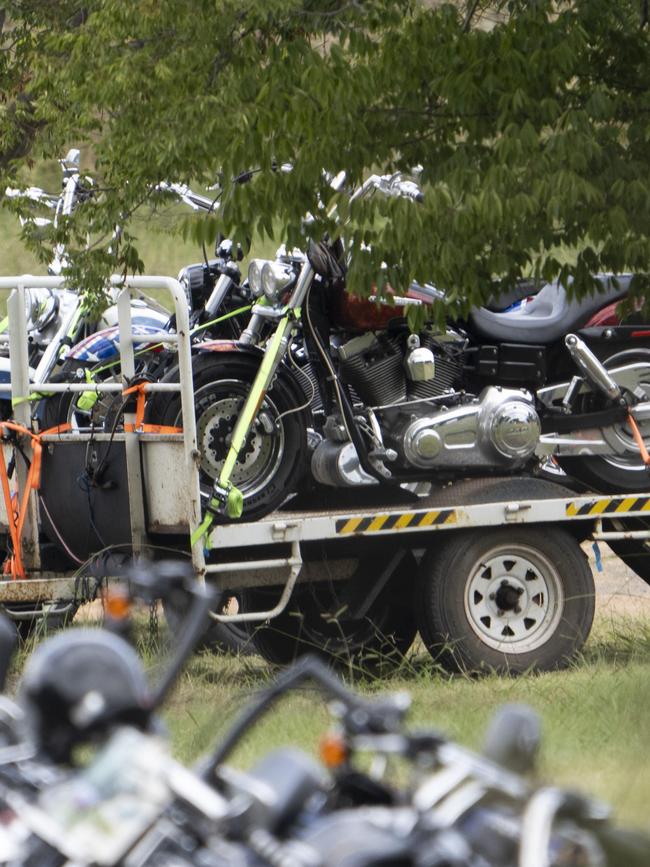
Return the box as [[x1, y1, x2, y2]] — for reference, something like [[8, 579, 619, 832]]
[[150, 609, 650, 831]]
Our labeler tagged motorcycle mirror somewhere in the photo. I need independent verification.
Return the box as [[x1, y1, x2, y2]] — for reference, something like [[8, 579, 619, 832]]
[[481, 703, 541, 776], [62, 148, 80, 169], [0, 615, 17, 692]]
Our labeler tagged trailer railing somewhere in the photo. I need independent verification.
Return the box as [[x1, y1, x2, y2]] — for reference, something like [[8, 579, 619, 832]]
[[0, 274, 205, 577]]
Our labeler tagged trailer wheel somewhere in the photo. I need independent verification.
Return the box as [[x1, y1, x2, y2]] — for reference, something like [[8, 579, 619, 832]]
[[416, 527, 595, 674], [163, 592, 253, 655], [246, 553, 418, 673]]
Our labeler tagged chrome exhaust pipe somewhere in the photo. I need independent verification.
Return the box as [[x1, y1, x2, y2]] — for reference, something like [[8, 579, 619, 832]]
[[564, 334, 622, 402]]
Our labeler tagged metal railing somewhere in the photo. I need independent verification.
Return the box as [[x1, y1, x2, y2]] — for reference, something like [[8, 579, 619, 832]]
[[0, 274, 205, 577]]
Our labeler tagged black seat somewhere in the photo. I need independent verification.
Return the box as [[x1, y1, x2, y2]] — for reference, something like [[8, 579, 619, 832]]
[[467, 274, 632, 344]]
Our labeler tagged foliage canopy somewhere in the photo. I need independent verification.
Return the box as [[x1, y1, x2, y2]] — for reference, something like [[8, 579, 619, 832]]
[[1, 0, 650, 317]]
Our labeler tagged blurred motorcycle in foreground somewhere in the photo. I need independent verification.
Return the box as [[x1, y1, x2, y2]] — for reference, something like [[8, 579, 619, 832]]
[[0, 561, 646, 866]]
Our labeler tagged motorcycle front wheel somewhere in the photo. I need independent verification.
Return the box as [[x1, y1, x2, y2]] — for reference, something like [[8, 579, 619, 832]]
[[38, 359, 123, 433], [558, 348, 650, 493], [146, 353, 309, 522]]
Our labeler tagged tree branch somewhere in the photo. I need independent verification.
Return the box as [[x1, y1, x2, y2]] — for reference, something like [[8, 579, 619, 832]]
[[463, 0, 482, 32]]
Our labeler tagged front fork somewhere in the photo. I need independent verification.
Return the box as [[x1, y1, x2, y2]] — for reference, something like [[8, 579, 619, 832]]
[[209, 313, 296, 518]]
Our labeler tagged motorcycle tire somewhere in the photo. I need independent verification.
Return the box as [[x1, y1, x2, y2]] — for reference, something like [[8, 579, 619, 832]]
[[416, 525, 595, 675], [558, 348, 650, 493], [38, 359, 123, 433], [245, 552, 418, 673], [146, 353, 309, 522]]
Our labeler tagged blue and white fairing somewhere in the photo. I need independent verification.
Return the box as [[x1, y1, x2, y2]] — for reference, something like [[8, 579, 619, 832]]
[[0, 308, 169, 402], [66, 311, 169, 364]]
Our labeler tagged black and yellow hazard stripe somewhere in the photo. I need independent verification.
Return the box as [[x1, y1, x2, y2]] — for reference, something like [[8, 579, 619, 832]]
[[335, 508, 457, 535], [566, 495, 650, 517]]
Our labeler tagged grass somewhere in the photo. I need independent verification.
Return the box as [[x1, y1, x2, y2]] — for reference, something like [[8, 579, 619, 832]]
[[144, 608, 650, 831]]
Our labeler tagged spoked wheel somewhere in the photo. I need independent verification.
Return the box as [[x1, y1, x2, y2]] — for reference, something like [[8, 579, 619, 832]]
[[416, 527, 595, 674], [245, 553, 418, 673], [146, 354, 309, 522], [559, 348, 650, 492], [38, 360, 123, 432]]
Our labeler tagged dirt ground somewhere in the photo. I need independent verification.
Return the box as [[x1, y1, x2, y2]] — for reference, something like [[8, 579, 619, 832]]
[[587, 542, 650, 617]]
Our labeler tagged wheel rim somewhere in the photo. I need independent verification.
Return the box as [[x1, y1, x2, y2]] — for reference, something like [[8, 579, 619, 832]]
[[597, 354, 650, 471], [182, 379, 286, 498], [464, 544, 564, 653]]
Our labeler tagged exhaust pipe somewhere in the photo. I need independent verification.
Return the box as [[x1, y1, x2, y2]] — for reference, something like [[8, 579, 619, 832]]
[[565, 334, 623, 403]]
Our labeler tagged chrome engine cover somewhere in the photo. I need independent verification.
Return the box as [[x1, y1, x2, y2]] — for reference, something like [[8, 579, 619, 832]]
[[401, 387, 540, 469]]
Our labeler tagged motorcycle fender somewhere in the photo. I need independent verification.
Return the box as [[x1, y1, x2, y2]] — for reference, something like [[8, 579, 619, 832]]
[[195, 339, 264, 357], [537, 362, 650, 409], [195, 341, 311, 408]]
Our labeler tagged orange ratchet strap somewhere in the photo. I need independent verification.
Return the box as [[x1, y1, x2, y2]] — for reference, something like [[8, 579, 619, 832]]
[[0, 421, 70, 580], [627, 411, 650, 466], [122, 383, 182, 434]]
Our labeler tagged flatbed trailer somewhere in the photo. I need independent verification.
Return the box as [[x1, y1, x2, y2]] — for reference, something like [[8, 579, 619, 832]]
[[1, 276, 649, 672]]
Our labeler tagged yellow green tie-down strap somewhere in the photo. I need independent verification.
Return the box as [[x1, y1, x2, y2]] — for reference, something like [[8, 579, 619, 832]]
[[191, 313, 293, 549]]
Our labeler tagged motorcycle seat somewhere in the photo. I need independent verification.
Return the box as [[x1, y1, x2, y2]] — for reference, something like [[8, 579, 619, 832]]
[[467, 274, 632, 344]]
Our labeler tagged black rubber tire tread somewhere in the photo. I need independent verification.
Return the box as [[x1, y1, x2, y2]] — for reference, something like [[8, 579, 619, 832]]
[[415, 476, 580, 508], [603, 518, 650, 586], [416, 525, 595, 675], [145, 353, 309, 522], [38, 360, 97, 431], [246, 553, 418, 673], [162, 594, 254, 655], [558, 347, 650, 493]]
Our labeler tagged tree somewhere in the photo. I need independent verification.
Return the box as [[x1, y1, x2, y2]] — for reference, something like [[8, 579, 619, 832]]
[[1, 0, 650, 318]]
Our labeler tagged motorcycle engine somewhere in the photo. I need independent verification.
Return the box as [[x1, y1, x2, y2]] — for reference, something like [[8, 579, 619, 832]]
[[312, 329, 541, 486], [336, 329, 465, 407]]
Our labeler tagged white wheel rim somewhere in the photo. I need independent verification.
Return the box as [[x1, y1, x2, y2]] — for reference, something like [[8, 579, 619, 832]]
[[464, 544, 564, 653]]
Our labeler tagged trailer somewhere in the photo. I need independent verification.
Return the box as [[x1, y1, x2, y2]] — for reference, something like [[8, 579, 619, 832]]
[[1, 275, 649, 673]]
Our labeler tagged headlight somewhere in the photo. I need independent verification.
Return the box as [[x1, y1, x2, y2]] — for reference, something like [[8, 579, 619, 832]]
[[247, 259, 266, 297], [24, 288, 58, 333], [261, 262, 294, 303]]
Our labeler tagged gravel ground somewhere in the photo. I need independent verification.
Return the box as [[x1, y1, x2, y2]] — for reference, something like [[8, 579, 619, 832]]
[[587, 541, 650, 617]]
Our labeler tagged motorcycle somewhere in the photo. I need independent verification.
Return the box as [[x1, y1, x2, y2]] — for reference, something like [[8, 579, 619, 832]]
[[1, 149, 170, 423], [0, 572, 646, 867], [144, 171, 650, 527], [36, 183, 253, 433]]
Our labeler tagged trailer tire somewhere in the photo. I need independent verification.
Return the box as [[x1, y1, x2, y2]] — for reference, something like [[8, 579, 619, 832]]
[[163, 592, 254, 655], [246, 553, 418, 673], [416, 526, 595, 675]]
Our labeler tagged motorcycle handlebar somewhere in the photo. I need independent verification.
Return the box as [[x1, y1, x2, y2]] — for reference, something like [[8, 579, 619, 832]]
[[200, 655, 411, 780]]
